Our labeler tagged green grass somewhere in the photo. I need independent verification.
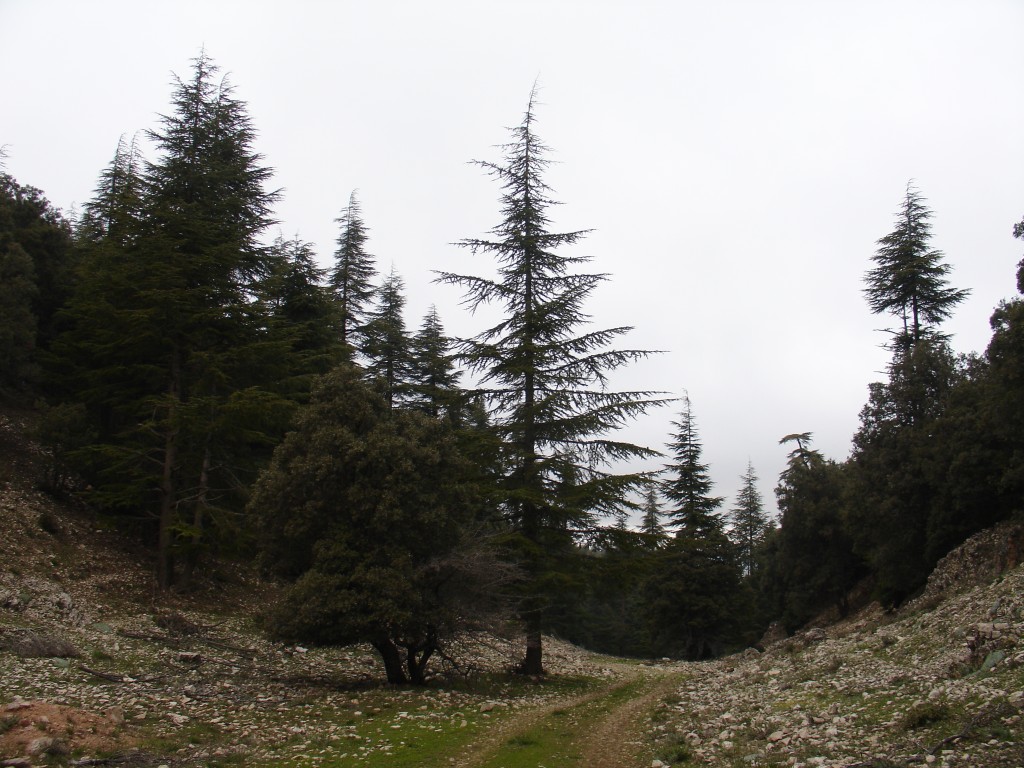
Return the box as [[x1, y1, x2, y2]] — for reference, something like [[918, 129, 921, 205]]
[[474, 676, 649, 768], [194, 673, 607, 768]]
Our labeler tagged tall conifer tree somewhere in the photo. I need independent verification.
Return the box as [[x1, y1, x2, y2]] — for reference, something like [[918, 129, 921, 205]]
[[864, 183, 969, 348], [409, 305, 463, 419], [661, 394, 723, 534], [649, 394, 745, 657], [330, 191, 377, 354], [436, 89, 667, 674], [58, 53, 283, 588], [729, 460, 769, 576], [639, 483, 667, 546], [361, 267, 411, 410], [851, 185, 971, 602]]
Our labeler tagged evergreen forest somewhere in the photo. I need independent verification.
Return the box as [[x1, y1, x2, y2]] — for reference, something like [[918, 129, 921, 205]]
[[3, 54, 1023, 684]]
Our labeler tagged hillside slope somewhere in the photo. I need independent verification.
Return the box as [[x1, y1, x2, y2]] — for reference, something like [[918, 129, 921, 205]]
[[0, 406, 611, 766], [644, 522, 1024, 767], [2, 405, 1023, 767]]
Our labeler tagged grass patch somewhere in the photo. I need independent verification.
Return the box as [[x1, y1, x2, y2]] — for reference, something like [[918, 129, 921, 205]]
[[507, 734, 541, 747], [230, 673, 605, 768], [655, 732, 693, 764], [1, 715, 19, 735], [899, 701, 953, 731], [475, 676, 648, 768]]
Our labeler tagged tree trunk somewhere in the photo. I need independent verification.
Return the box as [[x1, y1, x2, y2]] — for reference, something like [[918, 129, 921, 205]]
[[157, 429, 177, 590], [157, 352, 182, 590], [518, 611, 544, 675], [372, 639, 408, 685], [180, 444, 211, 590], [405, 642, 435, 686]]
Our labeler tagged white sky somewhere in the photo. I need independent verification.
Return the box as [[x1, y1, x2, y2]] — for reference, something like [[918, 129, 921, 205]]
[[2, 1, 1022, 522]]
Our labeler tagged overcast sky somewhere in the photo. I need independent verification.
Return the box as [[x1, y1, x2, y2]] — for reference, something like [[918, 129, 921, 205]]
[[3, 1, 1022, 522]]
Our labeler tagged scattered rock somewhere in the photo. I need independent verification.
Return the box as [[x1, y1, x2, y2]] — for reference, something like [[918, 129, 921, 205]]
[[26, 735, 68, 756], [154, 610, 201, 636], [4, 697, 31, 712], [758, 621, 788, 648], [0, 628, 79, 658], [803, 627, 827, 644], [648, 526, 1024, 768]]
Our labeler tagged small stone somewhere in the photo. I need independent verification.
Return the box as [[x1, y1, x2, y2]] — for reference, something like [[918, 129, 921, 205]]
[[479, 701, 496, 712], [4, 697, 31, 712], [26, 736, 68, 756]]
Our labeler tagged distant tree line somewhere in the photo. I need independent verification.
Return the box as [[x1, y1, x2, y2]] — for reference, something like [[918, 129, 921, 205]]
[[2, 54, 1021, 681], [758, 184, 1024, 629]]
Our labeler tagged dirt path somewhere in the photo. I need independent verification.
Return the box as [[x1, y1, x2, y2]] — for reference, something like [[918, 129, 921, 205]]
[[453, 680, 626, 767], [577, 666, 683, 768], [456, 663, 683, 768]]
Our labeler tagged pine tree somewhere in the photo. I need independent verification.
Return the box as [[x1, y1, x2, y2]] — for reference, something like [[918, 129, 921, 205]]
[[361, 267, 412, 410], [649, 394, 747, 657], [435, 89, 667, 674], [409, 305, 463, 419], [77, 135, 145, 246], [0, 171, 75, 393], [988, 215, 1024, 502], [661, 394, 723, 535], [144, 53, 283, 587], [644, 529, 748, 659], [864, 183, 969, 348], [0, 238, 37, 392], [54, 139, 152, 428], [330, 191, 377, 354], [56, 53, 284, 588], [639, 483, 667, 547], [769, 433, 863, 625], [1014, 215, 1024, 293], [729, 460, 769, 576], [260, 235, 343, 391]]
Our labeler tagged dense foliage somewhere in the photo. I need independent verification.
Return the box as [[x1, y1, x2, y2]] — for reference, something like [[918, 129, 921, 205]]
[[2, 54, 1021, 678], [250, 365, 505, 683], [760, 190, 1024, 623]]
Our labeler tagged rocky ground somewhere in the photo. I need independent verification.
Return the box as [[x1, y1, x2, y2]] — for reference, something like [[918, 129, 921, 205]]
[[0, 405, 619, 766], [643, 523, 1024, 767], [2, 404, 1023, 767]]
